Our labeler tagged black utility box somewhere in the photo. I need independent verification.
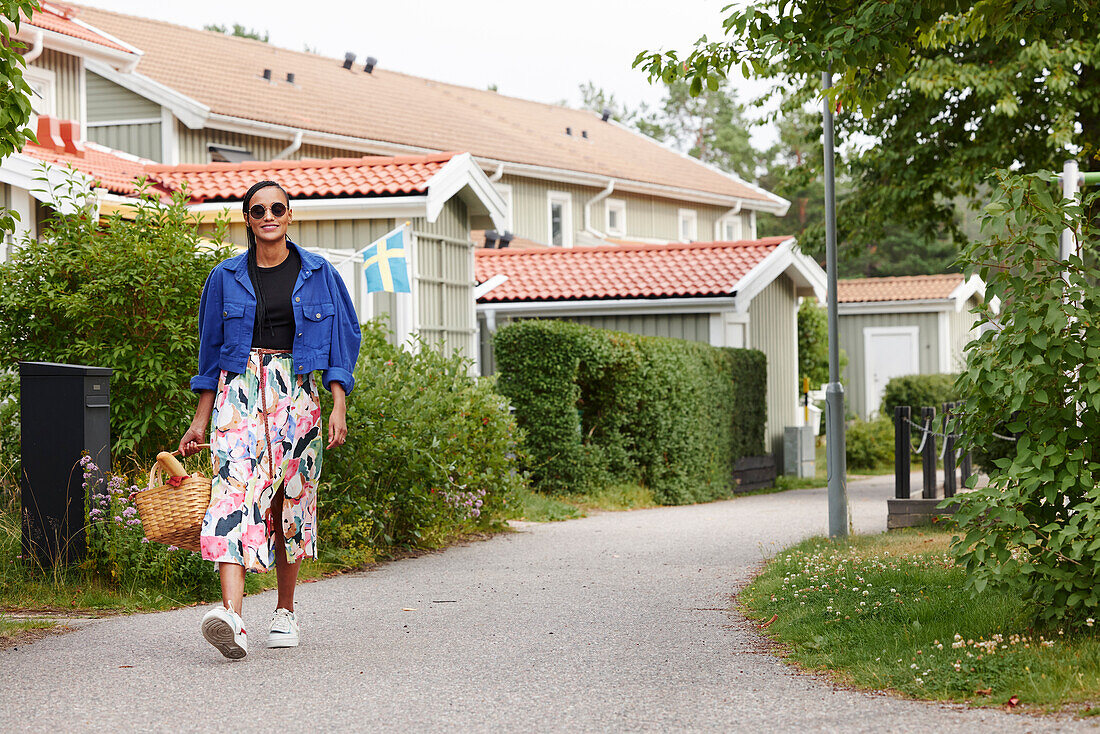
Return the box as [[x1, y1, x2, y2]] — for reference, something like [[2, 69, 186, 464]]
[[19, 362, 112, 563]]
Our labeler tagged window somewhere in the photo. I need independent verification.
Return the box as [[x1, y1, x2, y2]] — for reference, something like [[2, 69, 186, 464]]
[[494, 183, 513, 232], [719, 215, 743, 241], [605, 198, 626, 237], [547, 191, 573, 247], [22, 65, 56, 125], [678, 208, 697, 242], [208, 144, 255, 163]]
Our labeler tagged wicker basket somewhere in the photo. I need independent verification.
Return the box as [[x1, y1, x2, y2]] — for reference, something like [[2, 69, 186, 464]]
[[132, 445, 212, 553]]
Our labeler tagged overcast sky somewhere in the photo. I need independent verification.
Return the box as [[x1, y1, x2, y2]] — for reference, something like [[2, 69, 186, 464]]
[[78, 0, 780, 149]]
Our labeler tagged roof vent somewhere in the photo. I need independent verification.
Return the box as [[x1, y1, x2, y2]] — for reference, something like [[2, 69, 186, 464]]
[[565, 126, 572, 136], [364, 56, 378, 74], [343, 52, 356, 70], [499, 231, 514, 248], [600, 108, 611, 122], [581, 130, 588, 139], [483, 230, 500, 249], [261, 68, 272, 81], [286, 72, 295, 84]]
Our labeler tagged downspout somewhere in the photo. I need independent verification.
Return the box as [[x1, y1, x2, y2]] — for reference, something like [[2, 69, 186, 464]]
[[583, 179, 615, 239], [714, 200, 743, 240], [23, 29, 43, 63], [274, 130, 303, 160], [488, 162, 504, 183]]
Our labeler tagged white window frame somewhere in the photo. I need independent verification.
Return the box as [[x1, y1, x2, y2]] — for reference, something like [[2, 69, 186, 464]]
[[23, 65, 56, 125], [547, 190, 573, 248], [605, 197, 626, 238], [717, 214, 743, 242], [863, 326, 920, 418], [678, 208, 697, 242], [494, 182, 513, 232]]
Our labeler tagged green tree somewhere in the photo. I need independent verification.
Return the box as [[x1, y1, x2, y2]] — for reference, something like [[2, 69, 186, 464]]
[[634, 1, 1100, 250], [797, 298, 829, 387], [203, 23, 269, 42], [0, 176, 231, 459], [0, 1, 43, 235]]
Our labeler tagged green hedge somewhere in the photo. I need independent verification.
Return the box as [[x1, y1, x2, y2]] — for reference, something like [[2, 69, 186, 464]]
[[493, 320, 766, 504], [881, 373, 962, 417]]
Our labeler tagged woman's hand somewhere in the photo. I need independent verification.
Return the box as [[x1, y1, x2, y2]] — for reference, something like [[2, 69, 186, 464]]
[[178, 425, 205, 457], [327, 381, 348, 449], [180, 390, 215, 457]]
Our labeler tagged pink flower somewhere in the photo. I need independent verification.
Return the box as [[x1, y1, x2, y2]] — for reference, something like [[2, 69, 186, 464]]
[[140, 537, 149, 544], [167, 545, 178, 552]]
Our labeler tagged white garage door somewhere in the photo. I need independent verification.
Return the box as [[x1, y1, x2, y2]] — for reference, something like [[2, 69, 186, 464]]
[[863, 326, 919, 418]]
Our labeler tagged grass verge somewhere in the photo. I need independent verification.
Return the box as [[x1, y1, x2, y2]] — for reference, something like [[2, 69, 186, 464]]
[[509, 483, 657, 522], [740, 529, 1100, 712]]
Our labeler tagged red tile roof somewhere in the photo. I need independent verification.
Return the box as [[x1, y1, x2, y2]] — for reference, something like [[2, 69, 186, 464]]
[[144, 152, 455, 202], [21, 140, 151, 195], [475, 237, 791, 303], [838, 274, 965, 303], [25, 3, 135, 54], [19, 134, 455, 201]]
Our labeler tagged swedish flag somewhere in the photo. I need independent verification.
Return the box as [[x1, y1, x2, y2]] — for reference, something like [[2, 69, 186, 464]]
[[363, 226, 411, 293]]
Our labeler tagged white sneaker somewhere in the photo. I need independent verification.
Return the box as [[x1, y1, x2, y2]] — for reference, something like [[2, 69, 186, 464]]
[[201, 605, 248, 659], [267, 608, 300, 648]]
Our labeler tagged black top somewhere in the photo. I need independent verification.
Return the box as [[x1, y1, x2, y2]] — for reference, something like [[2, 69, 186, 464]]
[[251, 246, 300, 350]]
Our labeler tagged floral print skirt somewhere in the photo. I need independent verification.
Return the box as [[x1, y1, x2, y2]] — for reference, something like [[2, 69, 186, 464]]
[[200, 350, 323, 573]]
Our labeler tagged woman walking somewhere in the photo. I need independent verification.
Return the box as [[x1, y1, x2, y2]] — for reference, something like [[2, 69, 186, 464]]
[[179, 180, 360, 659]]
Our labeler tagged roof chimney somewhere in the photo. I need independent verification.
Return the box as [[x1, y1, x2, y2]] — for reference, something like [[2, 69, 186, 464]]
[[261, 68, 272, 81], [364, 56, 377, 74], [600, 108, 611, 122], [59, 119, 85, 156], [286, 72, 295, 84], [36, 115, 64, 151], [343, 52, 356, 70]]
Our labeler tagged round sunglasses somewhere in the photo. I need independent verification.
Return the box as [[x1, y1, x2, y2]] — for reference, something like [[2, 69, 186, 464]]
[[247, 202, 288, 219]]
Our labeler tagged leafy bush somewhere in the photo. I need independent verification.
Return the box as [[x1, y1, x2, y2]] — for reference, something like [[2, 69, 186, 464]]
[[952, 170, 1100, 626], [319, 321, 524, 563], [0, 175, 232, 459], [881, 373, 962, 417], [798, 298, 829, 387], [0, 368, 19, 512], [493, 319, 766, 504], [845, 416, 895, 471]]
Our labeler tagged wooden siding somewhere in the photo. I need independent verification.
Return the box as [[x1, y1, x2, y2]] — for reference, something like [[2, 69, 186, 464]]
[[839, 310, 940, 419], [33, 49, 82, 123], [85, 71, 159, 121], [949, 298, 981, 373], [498, 173, 750, 245], [177, 124, 368, 164], [747, 274, 799, 465], [86, 122, 161, 162]]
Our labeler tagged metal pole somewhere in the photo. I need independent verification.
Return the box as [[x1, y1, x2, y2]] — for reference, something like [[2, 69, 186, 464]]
[[894, 406, 910, 499], [921, 406, 937, 499], [943, 402, 956, 498], [822, 68, 848, 538], [1061, 159, 1080, 263]]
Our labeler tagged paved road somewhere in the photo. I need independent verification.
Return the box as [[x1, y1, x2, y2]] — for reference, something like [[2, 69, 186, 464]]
[[1, 475, 1091, 732]]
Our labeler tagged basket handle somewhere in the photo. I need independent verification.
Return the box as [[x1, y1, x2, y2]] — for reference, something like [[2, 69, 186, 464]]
[[145, 444, 211, 494]]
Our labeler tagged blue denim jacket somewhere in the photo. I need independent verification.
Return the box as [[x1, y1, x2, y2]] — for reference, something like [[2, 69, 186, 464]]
[[190, 238, 361, 395]]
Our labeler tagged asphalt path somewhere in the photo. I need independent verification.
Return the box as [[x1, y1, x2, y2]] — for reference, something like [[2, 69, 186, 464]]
[[1, 474, 1092, 732]]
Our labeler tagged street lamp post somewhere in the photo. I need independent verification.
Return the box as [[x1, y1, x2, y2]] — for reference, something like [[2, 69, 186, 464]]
[[822, 69, 849, 538]]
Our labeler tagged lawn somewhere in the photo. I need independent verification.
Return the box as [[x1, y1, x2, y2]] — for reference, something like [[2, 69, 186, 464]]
[[740, 529, 1100, 713]]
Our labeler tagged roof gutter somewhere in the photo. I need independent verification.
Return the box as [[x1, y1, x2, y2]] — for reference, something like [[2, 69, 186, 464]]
[[22, 29, 43, 62], [273, 130, 303, 160], [488, 162, 504, 183], [583, 179, 615, 239]]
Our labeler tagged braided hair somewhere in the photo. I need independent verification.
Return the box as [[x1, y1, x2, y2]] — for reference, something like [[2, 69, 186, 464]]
[[242, 180, 290, 339]]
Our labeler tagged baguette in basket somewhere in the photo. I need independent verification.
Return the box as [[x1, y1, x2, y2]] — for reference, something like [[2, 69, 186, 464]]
[[131, 444, 212, 553]]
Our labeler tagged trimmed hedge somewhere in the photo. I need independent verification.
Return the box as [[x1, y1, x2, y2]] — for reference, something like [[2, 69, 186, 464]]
[[881, 373, 962, 417], [493, 320, 766, 504]]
